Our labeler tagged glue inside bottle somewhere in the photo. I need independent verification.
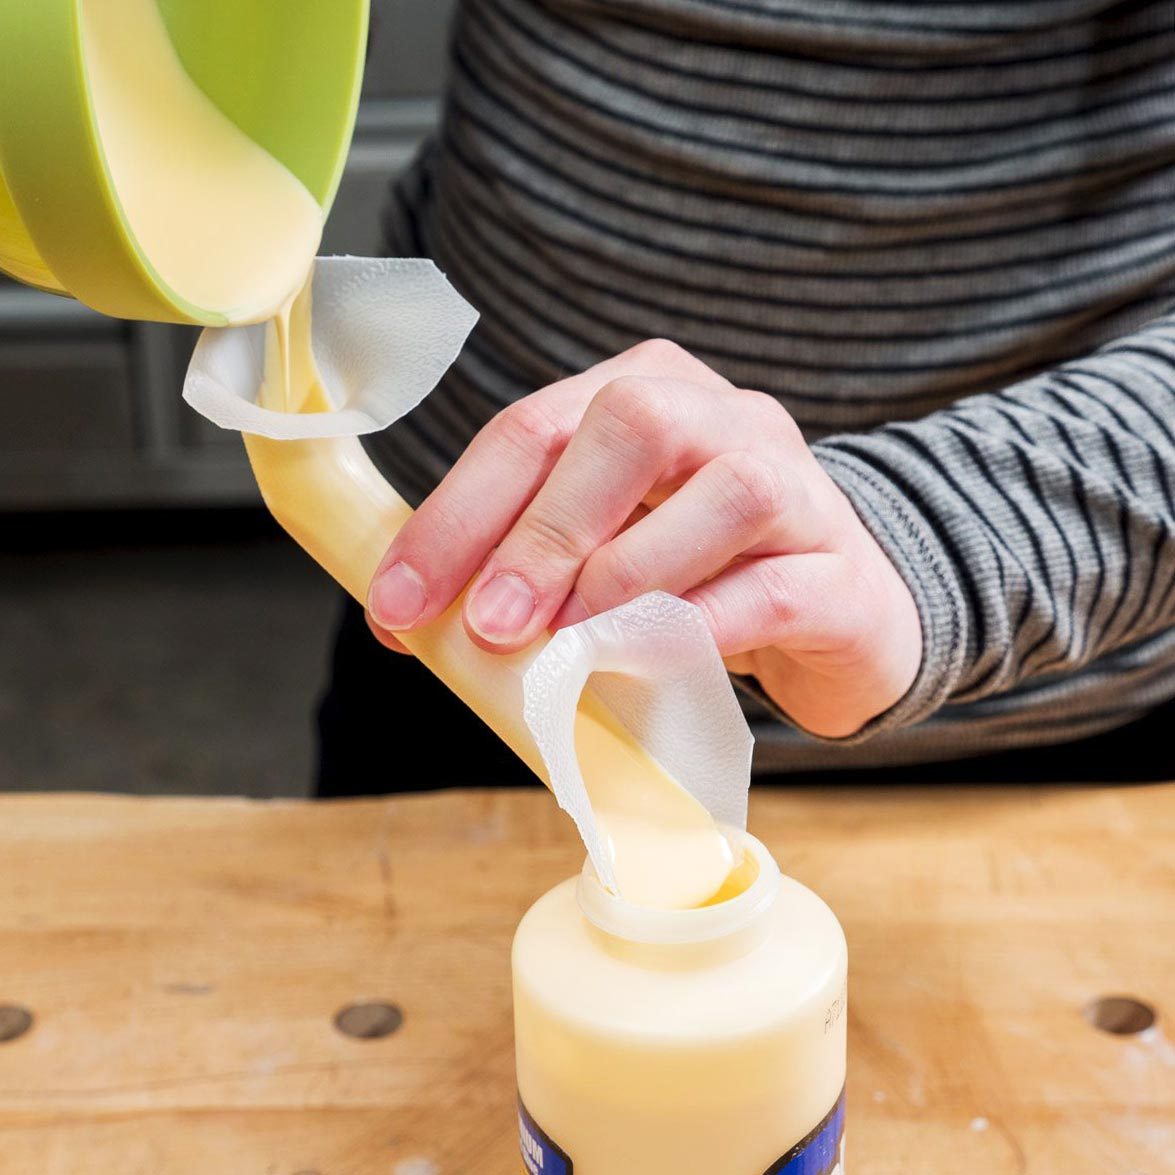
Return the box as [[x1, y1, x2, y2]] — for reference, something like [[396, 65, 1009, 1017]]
[[513, 831, 848, 1175]]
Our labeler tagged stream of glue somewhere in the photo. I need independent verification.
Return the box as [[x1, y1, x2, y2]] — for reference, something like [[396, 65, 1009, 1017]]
[[84, 0, 736, 910]]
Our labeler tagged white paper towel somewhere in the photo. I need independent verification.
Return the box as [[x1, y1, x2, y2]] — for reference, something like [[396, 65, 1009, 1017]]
[[182, 256, 479, 438], [523, 592, 754, 892]]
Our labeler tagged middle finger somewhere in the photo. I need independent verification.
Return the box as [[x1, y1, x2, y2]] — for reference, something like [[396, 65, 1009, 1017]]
[[463, 375, 704, 650]]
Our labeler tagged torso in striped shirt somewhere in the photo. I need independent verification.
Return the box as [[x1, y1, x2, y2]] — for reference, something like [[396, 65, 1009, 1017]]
[[372, 0, 1175, 768]]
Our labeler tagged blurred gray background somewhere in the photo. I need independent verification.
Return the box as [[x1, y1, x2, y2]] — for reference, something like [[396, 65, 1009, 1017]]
[[0, 0, 456, 797]]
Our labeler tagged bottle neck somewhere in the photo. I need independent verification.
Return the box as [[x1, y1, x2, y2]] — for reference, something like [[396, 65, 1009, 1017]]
[[576, 831, 781, 961]]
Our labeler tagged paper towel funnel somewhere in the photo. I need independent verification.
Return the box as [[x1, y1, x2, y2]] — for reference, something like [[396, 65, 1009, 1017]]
[[183, 256, 479, 438], [523, 593, 754, 895]]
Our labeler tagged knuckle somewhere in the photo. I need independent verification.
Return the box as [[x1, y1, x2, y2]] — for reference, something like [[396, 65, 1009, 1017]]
[[626, 337, 690, 369], [592, 377, 674, 449], [746, 389, 802, 440], [628, 337, 729, 386], [517, 507, 589, 566], [492, 396, 570, 461], [755, 560, 801, 631], [714, 451, 786, 529], [581, 542, 647, 602]]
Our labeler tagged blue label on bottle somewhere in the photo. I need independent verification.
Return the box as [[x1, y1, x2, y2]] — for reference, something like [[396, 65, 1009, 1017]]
[[519, 1099, 573, 1174], [517, 1088, 845, 1175], [762, 1089, 846, 1175]]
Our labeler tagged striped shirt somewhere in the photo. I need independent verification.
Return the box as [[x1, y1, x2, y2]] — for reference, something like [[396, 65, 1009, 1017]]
[[371, 0, 1175, 771]]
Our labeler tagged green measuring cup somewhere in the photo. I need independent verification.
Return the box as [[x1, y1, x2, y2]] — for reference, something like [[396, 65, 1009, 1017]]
[[0, 0, 368, 323]]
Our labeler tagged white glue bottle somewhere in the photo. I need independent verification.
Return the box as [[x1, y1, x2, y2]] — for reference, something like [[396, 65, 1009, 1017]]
[[513, 831, 848, 1175]]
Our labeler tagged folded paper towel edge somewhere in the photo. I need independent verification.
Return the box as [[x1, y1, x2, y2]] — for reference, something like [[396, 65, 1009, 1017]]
[[521, 591, 754, 892], [181, 256, 479, 440]]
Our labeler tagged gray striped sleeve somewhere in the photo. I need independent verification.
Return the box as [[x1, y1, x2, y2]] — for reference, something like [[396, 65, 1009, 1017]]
[[812, 311, 1175, 737], [374, 0, 1175, 763]]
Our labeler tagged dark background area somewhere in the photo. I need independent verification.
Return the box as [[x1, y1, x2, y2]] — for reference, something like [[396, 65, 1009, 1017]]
[[0, 0, 457, 796]]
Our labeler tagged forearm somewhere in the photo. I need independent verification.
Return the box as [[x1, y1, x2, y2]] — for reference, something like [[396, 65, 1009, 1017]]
[[814, 313, 1175, 729]]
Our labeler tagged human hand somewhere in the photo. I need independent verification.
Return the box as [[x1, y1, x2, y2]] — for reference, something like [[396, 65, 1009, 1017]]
[[367, 340, 921, 738]]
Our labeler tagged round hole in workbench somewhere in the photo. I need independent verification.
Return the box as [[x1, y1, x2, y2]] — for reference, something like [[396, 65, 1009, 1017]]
[[333, 1001, 404, 1040], [0, 1006, 33, 1044], [1084, 996, 1156, 1036]]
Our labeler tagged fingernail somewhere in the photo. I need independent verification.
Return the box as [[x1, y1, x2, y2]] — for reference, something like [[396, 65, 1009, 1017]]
[[369, 562, 428, 630], [468, 572, 536, 641], [553, 592, 589, 629]]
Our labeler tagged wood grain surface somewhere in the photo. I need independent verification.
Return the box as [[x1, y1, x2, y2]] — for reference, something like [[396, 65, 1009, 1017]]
[[0, 784, 1170, 1174]]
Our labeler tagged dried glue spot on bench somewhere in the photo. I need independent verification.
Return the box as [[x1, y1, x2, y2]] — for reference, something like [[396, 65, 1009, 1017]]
[[333, 1001, 404, 1039], [1084, 996, 1156, 1036], [394, 1161, 439, 1175]]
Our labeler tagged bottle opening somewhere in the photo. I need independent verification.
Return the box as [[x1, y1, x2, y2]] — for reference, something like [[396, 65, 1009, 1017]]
[[576, 830, 781, 945], [698, 846, 761, 906]]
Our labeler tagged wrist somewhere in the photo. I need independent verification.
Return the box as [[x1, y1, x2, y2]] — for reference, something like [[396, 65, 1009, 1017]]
[[808, 442, 970, 737]]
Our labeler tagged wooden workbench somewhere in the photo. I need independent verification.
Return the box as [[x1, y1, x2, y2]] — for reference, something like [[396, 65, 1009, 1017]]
[[0, 785, 1170, 1174]]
